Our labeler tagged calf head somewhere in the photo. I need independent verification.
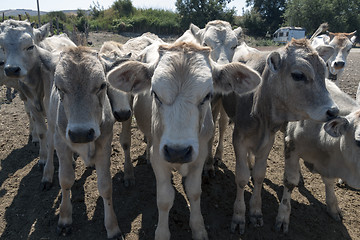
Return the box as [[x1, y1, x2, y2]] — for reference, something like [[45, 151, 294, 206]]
[[190, 20, 242, 64], [324, 111, 360, 188], [108, 42, 261, 164], [42, 46, 108, 144], [326, 31, 356, 77], [256, 38, 338, 122], [0, 20, 49, 79]]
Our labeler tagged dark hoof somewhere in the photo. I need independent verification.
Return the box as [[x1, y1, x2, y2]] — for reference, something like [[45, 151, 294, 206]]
[[40, 181, 53, 191], [109, 232, 125, 240], [213, 157, 222, 166], [57, 224, 72, 236], [250, 214, 263, 227], [124, 179, 135, 188]]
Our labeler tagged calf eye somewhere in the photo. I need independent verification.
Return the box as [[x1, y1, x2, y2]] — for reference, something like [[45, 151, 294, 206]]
[[26, 45, 35, 51], [200, 92, 212, 105], [55, 85, 65, 101], [100, 82, 107, 90], [0, 61, 4, 66], [151, 90, 162, 105], [291, 72, 307, 82]]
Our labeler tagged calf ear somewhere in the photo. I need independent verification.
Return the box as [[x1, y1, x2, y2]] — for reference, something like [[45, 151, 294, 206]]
[[348, 30, 357, 44], [267, 51, 282, 73], [324, 117, 349, 137], [37, 46, 58, 73], [107, 61, 152, 94], [190, 23, 203, 42], [34, 23, 50, 43], [316, 45, 335, 62], [233, 26, 243, 38], [212, 62, 261, 95]]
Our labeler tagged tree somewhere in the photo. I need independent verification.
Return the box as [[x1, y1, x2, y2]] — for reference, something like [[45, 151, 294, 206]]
[[112, 0, 135, 17], [246, 0, 286, 34], [90, 1, 104, 19], [240, 9, 266, 37], [283, 0, 360, 36], [175, 0, 236, 30]]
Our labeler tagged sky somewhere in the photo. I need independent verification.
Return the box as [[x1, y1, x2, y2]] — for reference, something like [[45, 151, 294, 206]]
[[1, 0, 248, 15]]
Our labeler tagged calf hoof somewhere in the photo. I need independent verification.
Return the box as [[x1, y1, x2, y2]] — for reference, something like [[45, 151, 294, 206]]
[[124, 178, 135, 188], [250, 214, 263, 227], [213, 157, 222, 166], [109, 232, 125, 240], [40, 181, 53, 191], [274, 219, 289, 233], [57, 224, 72, 236], [230, 219, 246, 235]]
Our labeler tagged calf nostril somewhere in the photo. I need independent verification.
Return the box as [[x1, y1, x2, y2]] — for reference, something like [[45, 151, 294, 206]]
[[334, 61, 345, 68], [355, 140, 360, 147], [88, 129, 95, 139], [326, 107, 339, 120]]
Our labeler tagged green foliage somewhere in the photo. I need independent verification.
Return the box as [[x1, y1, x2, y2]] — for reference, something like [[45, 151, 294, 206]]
[[240, 9, 266, 37], [112, 0, 135, 17], [284, 0, 360, 37], [112, 8, 181, 34], [245, 0, 286, 35], [175, 0, 235, 30], [90, 1, 104, 18]]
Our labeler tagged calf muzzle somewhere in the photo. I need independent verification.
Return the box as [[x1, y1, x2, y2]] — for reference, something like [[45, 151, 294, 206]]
[[4, 65, 21, 78], [163, 145, 193, 163], [326, 107, 339, 121], [113, 109, 131, 122], [68, 128, 95, 143]]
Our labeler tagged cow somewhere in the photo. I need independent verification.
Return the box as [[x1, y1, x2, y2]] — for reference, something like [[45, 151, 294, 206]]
[[221, 38, 339, 234], [0, 20, 78, 189], [311, 30, 357, 84], [275, 79, 360, 233], [176, 20, 243, 176], [39, 46, 123, 239], [107, 41, 261, 240]]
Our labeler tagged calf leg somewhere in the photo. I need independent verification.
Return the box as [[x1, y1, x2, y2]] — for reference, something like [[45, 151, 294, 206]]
[[213, 105, 228, 164], [249, 136, 274, 228], [231, 132, 250, 234], [120, 118, 135, 187], [153, 162, 174, 240], [56, 140, 75, 235], [185, 166, 208, 240], [95, 137, 122, 239], [322, 177, 343, 221], [40, 120, 55, 190], [275, 138, 300, 233], [203, 98, 221, 177]]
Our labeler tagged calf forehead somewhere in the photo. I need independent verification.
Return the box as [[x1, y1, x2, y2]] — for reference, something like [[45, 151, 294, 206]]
[[152, 50, 212, 104], [57, 48, 105, 88], [204, 25, 237, 44], [331, 34, 353, 48]]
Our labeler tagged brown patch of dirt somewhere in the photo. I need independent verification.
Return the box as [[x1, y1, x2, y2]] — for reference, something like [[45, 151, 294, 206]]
[[0, 34, 359, 240]]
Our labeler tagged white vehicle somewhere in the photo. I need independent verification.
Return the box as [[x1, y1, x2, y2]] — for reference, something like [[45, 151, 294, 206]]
[[273, 27, 306, 43]]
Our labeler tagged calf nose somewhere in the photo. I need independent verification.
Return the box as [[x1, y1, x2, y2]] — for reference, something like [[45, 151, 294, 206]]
[[4, 66, 21, 77], [113, 109, 131, 122], [334, 61, 345, 69], [68, 128, 95, 143], [163, 145, 193, 163], [326, 107, 339, 121]]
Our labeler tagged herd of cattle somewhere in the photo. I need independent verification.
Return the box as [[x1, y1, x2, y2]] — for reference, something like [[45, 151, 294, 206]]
[[0, 19, 358, 239]]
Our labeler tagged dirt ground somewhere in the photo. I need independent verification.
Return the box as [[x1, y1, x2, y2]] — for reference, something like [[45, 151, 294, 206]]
[[0, 33, 359, 240]]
